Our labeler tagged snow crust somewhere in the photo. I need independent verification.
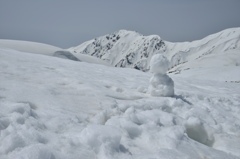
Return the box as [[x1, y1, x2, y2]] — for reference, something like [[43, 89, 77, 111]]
[[1, 47, 240, 159]]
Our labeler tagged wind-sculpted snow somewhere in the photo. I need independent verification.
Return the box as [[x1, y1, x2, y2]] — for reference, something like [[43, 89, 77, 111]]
[[70, 28, 240, 74], [1, 48, 240, 159]]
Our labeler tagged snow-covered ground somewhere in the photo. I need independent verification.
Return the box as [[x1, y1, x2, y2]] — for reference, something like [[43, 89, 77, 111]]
[[1, 46, 240, 159]]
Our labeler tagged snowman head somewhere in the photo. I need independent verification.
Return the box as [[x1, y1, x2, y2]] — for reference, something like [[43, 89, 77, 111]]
[[150, 54, 169, 74]]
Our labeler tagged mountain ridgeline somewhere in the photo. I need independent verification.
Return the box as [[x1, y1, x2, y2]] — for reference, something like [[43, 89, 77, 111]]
[[69, 30, 166, 71], [68, 28, 240, 72]]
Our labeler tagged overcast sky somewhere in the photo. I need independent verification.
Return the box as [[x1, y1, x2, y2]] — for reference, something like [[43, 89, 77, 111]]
[[0, 0, 240, 48]]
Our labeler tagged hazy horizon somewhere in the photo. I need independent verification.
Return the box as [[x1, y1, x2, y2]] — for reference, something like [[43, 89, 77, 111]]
[[1, 0, 240, 48]]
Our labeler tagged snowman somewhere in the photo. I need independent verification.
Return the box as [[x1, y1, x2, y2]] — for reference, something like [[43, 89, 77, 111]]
[[148, 54, 174, 97]]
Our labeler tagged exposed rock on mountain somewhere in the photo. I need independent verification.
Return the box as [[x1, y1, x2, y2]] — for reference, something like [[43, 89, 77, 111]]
[[69, 30, 166, 71]]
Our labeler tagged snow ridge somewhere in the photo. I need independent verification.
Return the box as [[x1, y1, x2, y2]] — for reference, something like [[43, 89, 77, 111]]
[[168, 27, 240, 69]]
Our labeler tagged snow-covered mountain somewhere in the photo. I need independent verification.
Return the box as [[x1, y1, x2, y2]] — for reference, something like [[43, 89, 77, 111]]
[[167, 28, 240, 72], [69, 28, 240, 73], [68, 30, 166, 71]]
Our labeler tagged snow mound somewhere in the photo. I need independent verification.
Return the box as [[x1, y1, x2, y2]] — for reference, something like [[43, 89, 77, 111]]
[[185, 117, 214, 147]]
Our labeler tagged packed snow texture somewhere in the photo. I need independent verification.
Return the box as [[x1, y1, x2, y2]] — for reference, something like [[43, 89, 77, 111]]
[[1, 45, 240, 159], [148, 54, 174, 97]]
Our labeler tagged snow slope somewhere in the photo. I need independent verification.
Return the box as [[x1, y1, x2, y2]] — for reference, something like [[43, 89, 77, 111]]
[[168, 28, 240, 81], [69, 28, 240, 77], [1, 47, 240, 159]]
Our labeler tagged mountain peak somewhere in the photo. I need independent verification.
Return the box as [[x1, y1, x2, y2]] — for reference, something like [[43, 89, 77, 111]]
[[68, 29, 165, 71]]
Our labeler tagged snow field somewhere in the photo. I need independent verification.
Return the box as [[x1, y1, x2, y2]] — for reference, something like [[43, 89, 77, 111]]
[[1, 47, 240, 159]]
